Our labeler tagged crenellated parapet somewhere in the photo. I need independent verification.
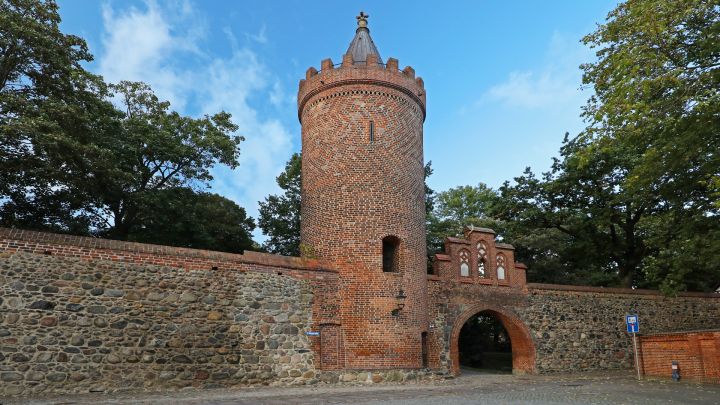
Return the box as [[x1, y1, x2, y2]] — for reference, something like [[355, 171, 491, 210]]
[[297, 55, 426, 123], [430, 226, 527, 288]]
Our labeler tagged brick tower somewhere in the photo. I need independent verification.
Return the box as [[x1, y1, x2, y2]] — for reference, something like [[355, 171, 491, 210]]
[[298, 12, 428, 370]]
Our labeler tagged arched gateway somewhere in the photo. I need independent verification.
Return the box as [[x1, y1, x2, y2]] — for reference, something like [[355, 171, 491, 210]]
[[428, 226, 536, 375], [449, 304, 536, 375]]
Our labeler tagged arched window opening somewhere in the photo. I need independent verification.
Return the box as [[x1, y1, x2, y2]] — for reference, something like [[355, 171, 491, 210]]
[[496, 254, 506, 280], [459, 249, 470, 277], [477, 242, 488, 278], [382, 236, 400, 273]]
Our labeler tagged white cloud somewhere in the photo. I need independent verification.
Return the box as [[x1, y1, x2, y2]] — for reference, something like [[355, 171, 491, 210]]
[[98, 1, 293, 240], [222, 26, 239, 50], [197, 50, 292, 219], [480, 32, 592, 110], [486, 70, 577, 108], [269, 81, 294, 109], [436, 32, 595, 191], [99, 0, 204, 110], [247, 24, 268, 44]]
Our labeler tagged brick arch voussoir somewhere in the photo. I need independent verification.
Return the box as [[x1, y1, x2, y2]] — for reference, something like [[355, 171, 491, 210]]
[[449, 303, 536, 375]]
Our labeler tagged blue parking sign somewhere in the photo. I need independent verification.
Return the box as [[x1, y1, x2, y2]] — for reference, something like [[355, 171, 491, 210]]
[[626, 315, 639, 333]]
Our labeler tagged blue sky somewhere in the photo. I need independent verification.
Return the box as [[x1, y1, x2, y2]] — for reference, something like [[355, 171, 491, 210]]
[[56, 0, 619, 240]]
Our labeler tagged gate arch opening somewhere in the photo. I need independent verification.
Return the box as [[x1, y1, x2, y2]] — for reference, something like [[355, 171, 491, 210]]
[[450, 305, 536, 375], [458, 311, 512, 372]]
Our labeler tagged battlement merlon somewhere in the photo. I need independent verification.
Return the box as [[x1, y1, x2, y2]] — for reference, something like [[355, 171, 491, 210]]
[[297, 55, 426, 123]]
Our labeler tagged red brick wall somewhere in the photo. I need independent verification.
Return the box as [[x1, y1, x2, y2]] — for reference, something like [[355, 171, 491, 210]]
[[638, 331, 720, 383], [431, 227, 527, 288], [298, 55, 428, 370]]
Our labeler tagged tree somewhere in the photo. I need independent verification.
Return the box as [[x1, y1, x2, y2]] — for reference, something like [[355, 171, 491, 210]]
[[579, 0, 719, 292], [0, 0, 106, 221], [496, 0, 720, 292], [258, 153, 301, 256], [427, 183, 502, 261], [127, 187, 256, 253], [2, 80, 242, 239], [80, 81, 241, 239], [0, 0, 89, 94], [424, 161, 436, 216], [496, 142, 646, 288], [1, 1, 247, 245]]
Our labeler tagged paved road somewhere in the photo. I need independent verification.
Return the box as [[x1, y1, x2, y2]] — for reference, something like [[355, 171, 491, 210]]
[[5, 371, 720, 405]]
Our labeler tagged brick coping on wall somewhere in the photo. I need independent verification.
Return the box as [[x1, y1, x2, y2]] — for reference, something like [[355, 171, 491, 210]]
[[528, 283, 720, 299], [638, 329, 720, 337], [0, 227, 337, 273]]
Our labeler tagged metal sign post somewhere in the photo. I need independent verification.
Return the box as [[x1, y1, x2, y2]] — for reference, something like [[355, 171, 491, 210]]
[[626, 315, 641, 380]]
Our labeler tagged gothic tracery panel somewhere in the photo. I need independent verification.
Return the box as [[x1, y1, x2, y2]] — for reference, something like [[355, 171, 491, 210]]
[[496, 253, 507, 280], [477, 241, 488, 278], [459, 249, 470, 277]]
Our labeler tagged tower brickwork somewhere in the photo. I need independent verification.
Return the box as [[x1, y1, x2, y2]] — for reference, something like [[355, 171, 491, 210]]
[[298, 13, 428, 369]]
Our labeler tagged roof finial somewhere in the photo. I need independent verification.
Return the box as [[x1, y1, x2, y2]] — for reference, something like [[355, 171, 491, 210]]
[[356, 11, 369, 29]]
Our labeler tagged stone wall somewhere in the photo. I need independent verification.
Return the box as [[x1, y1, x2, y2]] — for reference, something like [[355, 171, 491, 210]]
[[520, 285, 720, 373], [0, 228, 338, 397], [427, 279, 720, 375], [3, 226, 720, 397]]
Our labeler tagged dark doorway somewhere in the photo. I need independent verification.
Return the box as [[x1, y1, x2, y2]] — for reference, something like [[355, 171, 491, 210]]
[[421, 332, 428, 368], [458, 311, 512, 373]]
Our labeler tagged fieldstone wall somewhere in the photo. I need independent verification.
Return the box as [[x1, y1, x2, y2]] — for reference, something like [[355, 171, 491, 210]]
[[427, 280, 720, 375], [519, 286, 720, 372], [3, 227, 720, 397], [0, 230, 337, 397]]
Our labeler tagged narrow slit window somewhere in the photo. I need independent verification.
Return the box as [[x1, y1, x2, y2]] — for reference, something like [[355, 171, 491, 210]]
[[369, 120, 374, 143], [421, 332, 429, 368]]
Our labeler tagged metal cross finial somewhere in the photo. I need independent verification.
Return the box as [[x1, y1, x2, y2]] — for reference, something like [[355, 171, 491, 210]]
[[357, 11, 369, 28]]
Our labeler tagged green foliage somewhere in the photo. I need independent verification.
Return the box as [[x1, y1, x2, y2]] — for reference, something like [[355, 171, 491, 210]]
[[424, 161, 435, 216], [433, 1, 719, 292], [426, 183, 502, 263], [81, 80, 241, 239], [127, 188, 255, 253], [578, 0, 720, 292], [0, 0, 249, 253], [1, 0, 116, 232], [0, 0, 91, 95], [496, 141, 647, 288], [1, 79, 242, 239], [495, 0, 720, 292], [258, 153, 301, 256]]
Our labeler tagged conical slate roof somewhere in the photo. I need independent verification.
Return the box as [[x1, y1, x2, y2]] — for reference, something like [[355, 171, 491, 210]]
[[346, 12, 383, 66]]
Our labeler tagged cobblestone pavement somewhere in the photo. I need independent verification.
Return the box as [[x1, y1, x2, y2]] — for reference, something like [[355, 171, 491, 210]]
[[5, 371, 720, 405]]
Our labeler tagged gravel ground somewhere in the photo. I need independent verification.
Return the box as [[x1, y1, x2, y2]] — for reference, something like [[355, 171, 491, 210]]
[[3, 370, 719, 405]]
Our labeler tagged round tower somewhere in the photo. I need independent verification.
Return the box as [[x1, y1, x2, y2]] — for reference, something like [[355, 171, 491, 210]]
[[298, 12, 427, 370]]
